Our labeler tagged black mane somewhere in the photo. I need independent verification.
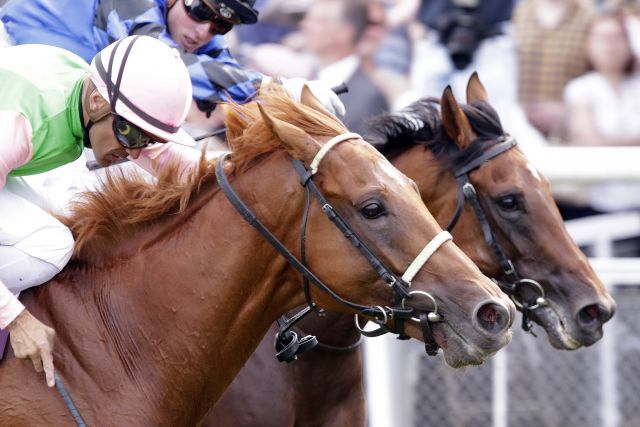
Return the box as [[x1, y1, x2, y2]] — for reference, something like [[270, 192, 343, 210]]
[[364, 97, 505, 172]]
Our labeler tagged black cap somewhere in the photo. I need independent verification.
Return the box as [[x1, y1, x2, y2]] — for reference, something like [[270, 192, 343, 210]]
[[211, 0, 259, 24]]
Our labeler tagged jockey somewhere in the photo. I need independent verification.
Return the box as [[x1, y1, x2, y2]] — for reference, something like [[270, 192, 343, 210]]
[[0, 0, 345, 119], [0, 35, 202, 388]]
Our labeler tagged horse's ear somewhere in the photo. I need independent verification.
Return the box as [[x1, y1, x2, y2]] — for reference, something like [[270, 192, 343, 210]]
[[466, 71, 490, 104], [300, 84, 332, 117], [257, 103, 319, 161], [441, 86, 474, 150]]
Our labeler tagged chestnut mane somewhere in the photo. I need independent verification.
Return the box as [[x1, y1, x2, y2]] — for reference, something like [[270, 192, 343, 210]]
[[62, 83, 347, 258]]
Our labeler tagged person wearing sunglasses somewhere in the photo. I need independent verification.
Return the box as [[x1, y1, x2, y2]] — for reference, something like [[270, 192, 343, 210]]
[[0, 35, 201, 388], [0, 0, 345, 130]]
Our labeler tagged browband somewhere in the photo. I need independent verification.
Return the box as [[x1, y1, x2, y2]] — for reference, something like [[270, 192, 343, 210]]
[[309, 132, 361, 175]]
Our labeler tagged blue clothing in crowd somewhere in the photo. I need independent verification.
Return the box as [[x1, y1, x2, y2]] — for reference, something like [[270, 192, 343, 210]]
[[0, 0, 263, 112]]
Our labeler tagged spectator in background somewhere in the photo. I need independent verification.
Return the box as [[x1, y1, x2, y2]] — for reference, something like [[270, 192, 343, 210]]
[[230, 0, 316, 79], [232, 0, 305, 46], [405, 0, 517, 106], [513, 0, 595, 139], [398, 0, 547, 155], [561, 10, 640, 219], [363, 0, 420, 105], [298, 0, 390, 134], [623, 0, 640, 60]]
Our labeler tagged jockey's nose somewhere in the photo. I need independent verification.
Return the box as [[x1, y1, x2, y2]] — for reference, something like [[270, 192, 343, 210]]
[[195, 22, 211, 38]]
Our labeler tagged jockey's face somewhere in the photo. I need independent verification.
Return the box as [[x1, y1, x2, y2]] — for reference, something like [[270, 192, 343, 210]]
[[85, 90, 145, 166], [90, 115, 149, 166], [167, 0, 216, 52]]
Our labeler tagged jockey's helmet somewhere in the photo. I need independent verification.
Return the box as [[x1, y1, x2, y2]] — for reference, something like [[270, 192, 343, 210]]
[[89, 35, 195, 146]]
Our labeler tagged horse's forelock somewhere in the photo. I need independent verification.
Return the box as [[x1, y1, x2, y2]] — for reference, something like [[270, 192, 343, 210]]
[[462, 101, 504, 140], [447, 101, 507, 172]]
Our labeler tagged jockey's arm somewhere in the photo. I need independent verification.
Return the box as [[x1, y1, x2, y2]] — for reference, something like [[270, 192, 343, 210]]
[[0, 111, 57, 387], [0, 111, 31, 327], [0, 111, 33, 190]]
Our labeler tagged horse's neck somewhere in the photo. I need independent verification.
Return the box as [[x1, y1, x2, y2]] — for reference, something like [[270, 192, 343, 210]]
[[29, 153, 309, 424]]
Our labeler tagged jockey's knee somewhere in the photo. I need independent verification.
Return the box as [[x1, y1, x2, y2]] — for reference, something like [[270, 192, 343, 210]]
[[37, 222, 75, 271], [0, 222, 74, 293]]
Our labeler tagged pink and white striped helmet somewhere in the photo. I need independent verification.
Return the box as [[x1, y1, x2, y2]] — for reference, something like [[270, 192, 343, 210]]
[[90, 35, 195, 146]]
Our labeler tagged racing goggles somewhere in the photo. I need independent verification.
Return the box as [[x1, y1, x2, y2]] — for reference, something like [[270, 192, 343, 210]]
[[183, 0, 240, 34], [112, 114, 161, 149]]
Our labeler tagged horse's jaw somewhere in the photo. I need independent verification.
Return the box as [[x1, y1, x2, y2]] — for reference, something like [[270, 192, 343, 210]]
[[529, 303, 590, 350], [404, 320, 512, 368]]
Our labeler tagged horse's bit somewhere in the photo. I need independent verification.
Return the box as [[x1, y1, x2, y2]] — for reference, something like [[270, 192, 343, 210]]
[[445, 136, 547, 334], [215, 133, 451, 361]]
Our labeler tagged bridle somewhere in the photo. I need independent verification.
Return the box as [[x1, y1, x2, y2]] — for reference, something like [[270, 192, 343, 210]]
[[215, 133, 452, 361], [444, 135, 547, 334]]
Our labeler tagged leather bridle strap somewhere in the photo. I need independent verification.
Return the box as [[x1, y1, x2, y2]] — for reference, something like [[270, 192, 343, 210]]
[[54, 373, 87, 427], [444, 136, 546, 333], [402, 231, 452, 284], [309, 132, 361, 175], [215, 133, 449, 359], [445, 137, 517, 231], [445, 137, 519, 284], [454, 137, 518, 178], [215, 153, 412, 320]]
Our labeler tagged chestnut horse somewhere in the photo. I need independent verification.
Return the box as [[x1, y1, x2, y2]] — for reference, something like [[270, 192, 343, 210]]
[[0, 85, 514, 426], [206, 75, 615, 427]]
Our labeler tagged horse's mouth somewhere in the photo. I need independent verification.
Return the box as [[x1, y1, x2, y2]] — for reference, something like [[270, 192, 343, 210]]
[[529, 303, 583, 350], [428, 321, 511, 368]]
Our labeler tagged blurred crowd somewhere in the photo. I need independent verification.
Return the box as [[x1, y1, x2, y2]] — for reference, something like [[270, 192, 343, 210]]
[[225, 0, 640, 223], [1, 0, 639, 221]]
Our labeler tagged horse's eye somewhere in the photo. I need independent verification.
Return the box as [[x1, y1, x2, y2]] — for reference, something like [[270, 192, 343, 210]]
[[361, 202, 385, 219], [496, 195, 518, 211]]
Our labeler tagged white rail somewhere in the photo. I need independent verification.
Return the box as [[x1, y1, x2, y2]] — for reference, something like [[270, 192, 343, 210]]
[[526, 146, 640, 183]]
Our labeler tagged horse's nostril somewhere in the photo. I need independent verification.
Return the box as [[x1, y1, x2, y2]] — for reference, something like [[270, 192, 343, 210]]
[[585, 305, 600, 320], [578, 303, 610, 328], [475, 302, 509, 334]]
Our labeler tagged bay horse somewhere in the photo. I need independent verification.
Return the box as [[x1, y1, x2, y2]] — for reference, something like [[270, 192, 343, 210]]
[[0, 84, 514, 426], [206, 74, 616, 427]]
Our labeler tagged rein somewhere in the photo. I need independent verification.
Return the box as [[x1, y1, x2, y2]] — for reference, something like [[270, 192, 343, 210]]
[[215, 134, 451, 361], [54, 373, 88, 427], [445, 136, 547, 334]]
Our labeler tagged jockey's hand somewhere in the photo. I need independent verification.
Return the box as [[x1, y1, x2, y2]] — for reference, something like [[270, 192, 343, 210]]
[[7, 310, 56, 387], [280, 77, 347, 117]]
